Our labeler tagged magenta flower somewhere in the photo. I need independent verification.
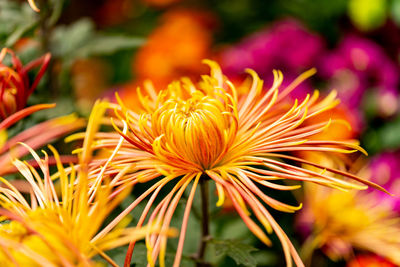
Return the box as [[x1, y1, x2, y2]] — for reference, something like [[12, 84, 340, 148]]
[[368, 152, 400, 212], [319, 35, 399, 112], [220, 19, 324, 100]]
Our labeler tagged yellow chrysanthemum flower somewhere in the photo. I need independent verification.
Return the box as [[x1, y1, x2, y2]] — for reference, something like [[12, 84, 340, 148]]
[[77, 60, 386, 267], [298, 153, 400, 265], [0, 139, 167, 266]]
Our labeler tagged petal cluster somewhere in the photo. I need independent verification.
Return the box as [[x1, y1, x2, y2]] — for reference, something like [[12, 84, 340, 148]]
[[0, 141, 156, 266]]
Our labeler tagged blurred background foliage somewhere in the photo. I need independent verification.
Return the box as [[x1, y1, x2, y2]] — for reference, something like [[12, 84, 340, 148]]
[[1, 0, 400, 266]]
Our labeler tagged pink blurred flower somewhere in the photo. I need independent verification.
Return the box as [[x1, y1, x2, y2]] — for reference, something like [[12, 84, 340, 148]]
[[320, 36, 399, 115], [220, 19, 325, 100], [368, 152, 400, 212]]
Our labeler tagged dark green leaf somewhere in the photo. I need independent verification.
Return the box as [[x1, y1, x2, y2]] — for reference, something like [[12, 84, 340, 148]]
[[363, 115, 400, 154], [51, 18, 145, 65], [0, 1, 38, 46], [50, 18, 95, 60], [130, 243, 148, 267], [210, 239, 258, 267], [104, 245, 130, 267], [379, 116, 400, 149], [76, 35, 146, 57], [391, 0, 400, 26], [47, 0, 66, 27], [5, 19, 38, 46]]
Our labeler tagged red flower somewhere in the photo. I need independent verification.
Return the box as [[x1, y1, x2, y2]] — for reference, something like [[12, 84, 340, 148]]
[[0, 48, 50, 121], [347, 254, 396, 267]]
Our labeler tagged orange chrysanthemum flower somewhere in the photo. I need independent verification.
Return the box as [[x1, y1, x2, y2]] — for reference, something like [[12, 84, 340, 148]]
[[80, 60, 386, 267]]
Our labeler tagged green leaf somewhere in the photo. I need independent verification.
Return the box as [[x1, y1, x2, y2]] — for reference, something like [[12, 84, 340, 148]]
[[130, 243, 148, 267], [214, 217, 253, 241], [102, 245, 129, 267], [48, 0, 66, 27], [379, 116, 400, 149], [210, 239, 258, 267], [391, 0, 400, 26], [76, 35, 146, 58], [0, 0, 38, 46], [50, 18, 95, 60], [363, 115, 400, 154], [51, 18, 145, 65], [5, 19, 38, 47]]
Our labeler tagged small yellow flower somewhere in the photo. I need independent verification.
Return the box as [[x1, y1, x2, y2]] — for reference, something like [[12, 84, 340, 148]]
[[79, 60, 386, 267], [299, 153, 400, 265]]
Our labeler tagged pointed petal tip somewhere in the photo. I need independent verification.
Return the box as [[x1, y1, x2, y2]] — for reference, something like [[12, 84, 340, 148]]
[[28, 0, 40, 12]]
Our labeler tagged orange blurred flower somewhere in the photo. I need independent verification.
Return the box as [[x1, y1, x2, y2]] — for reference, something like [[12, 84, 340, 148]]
[[303, 104, 360, 141], [134, 9, 214, 85], [142, 0, 181, 7], [301, 183, 400, 264], [71, 58, 110, 112], [118, 80, 159, 112], [121, 9, 216, 112], [347, 254, 396, 267], [95, 0, 135, 27]]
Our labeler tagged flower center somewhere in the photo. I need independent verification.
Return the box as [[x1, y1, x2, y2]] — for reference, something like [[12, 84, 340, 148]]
[[150, 89, 237, 172]]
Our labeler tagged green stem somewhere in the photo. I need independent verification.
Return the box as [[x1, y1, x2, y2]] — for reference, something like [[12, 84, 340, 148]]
[[300, 233, 322, 266], [196, 179, 211, 267]]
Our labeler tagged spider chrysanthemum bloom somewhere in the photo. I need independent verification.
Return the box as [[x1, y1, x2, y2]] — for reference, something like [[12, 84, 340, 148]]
[[0, 142, 166, 267], [84, 60, 386, 267]]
